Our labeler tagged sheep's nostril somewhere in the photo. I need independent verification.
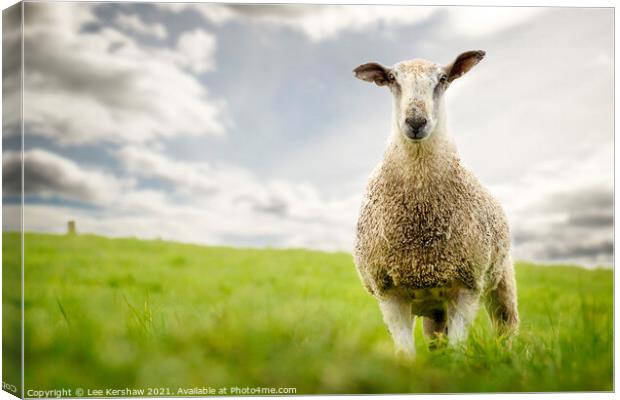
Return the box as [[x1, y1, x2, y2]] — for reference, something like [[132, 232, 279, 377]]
[[405, 117, 427, 132]]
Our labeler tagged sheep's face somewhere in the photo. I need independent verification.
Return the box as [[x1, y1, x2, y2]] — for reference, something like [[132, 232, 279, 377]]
[[354, 51, 485, 143], [389, 60, 446, 141]]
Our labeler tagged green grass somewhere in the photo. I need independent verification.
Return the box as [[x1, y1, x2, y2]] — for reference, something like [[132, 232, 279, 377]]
[[2, 232, 613, 394]]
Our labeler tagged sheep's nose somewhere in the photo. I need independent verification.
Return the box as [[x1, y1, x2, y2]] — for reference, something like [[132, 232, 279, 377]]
[[405, 117, 427, 137], [405, 117, 427, 139]]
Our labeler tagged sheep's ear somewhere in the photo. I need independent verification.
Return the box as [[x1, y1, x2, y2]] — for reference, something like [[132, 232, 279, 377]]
[[446, 50, 486, 82], [353, 62, 392, 86]]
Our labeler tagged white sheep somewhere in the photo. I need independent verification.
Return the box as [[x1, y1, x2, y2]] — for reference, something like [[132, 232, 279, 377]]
[[352, 51, 519, 358]]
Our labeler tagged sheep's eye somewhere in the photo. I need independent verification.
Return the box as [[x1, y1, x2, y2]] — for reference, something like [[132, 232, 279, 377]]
[[439, 74, 448, 84], [387, 72, 396, 82]]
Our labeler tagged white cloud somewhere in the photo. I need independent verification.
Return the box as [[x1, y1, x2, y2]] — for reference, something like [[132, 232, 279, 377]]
[[156, 4, 542, 42], [158, 4, 436, 41], [2, 4, 22, 137], [3, 149, 127, 204], [444, 7, 543, 37], [154, 3, 235, 25], [118, 145, 359, 228], [118, 145, 232, 196], [115, 13, 167, 40], [176, 29, 217, 74], [21, 3, 227, 145], [488, 147, 613, 266], [254, 5, 437, 42]]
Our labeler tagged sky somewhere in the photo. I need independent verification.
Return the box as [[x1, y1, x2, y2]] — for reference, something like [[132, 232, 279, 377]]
[[2, 2, 614, 267]]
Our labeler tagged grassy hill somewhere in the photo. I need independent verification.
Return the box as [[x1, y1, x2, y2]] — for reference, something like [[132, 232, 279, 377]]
[[2, 233, 613, 394]]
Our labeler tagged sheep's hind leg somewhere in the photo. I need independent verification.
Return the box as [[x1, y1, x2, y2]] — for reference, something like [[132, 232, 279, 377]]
[[422, 308, 448, 349], [485, 258, 519, 336], [378, 295, 415, 358], [447, 289, 480, 345]]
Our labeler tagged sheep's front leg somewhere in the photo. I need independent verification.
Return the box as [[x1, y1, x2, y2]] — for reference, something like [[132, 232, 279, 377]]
[[378, 295, 415, 358], [447, 289, 480, 344]]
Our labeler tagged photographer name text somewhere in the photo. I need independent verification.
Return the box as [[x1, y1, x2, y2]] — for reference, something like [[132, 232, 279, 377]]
[[25, 386, 297, 397]]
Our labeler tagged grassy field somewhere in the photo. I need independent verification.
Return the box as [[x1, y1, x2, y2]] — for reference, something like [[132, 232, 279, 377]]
[[2, 232, 614, 394]]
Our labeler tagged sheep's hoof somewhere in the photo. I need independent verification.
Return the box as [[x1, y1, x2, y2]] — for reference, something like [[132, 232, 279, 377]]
[[427, 335, 448, 351], [496, 327, 518, 350]]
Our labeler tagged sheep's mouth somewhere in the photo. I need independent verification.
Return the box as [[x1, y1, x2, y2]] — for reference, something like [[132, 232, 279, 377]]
[[403, 129, 430, 142]]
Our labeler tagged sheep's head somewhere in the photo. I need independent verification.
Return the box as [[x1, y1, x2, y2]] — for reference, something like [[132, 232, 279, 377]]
[[354, 50, 485, 142]]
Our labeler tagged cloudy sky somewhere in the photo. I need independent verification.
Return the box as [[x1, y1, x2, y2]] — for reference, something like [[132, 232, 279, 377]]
[[2, 3, 613, 267]]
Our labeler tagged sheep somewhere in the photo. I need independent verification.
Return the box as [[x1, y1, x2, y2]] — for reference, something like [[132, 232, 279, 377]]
[[352, 50, 519, 358]]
